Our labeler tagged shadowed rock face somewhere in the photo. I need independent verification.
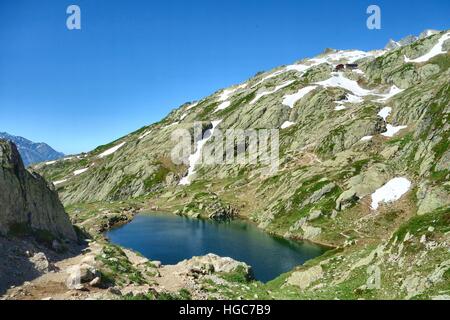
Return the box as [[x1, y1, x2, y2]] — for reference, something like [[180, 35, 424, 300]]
[[0, 140, 76, 241]]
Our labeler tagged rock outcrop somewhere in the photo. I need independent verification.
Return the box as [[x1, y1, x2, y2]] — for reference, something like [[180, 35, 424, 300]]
[[286, 265, 324, 289], [176, 254, 252, 277], [0, 140, 76, 241]]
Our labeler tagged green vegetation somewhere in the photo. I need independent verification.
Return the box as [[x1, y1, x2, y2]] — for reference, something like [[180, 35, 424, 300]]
[[93, 138, 126, 155], [429, 53, 450, 72], [198, 101, 221, 120], [419, 83, 450, 140], [96, 244, 146, 286], [125, 289, 192, 301], [386, 132, 414, 148], [219, 265, 252, 283], [7, 222, 32, 238], [7, 223, 60, 247], [143, 166, 170, 190], [266, 174, 342, 233], [158, 289, 192, 300], [214, 91, 257, 117], [109, 174, 139, 198], [393, 206, 450, 241]]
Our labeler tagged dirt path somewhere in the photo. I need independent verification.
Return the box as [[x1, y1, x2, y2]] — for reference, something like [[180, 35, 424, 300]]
[[2, 242, 113, 300], [2, 241, 216, 300]]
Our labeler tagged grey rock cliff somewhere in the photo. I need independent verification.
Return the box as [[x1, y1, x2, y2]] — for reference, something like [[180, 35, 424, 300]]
[[0, 140, 76, 241]]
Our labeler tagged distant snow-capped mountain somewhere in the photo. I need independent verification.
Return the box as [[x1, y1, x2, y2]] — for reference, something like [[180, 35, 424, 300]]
[[0, 132, 64, 166]]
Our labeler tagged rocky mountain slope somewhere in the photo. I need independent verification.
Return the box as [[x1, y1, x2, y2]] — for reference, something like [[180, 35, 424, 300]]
[[0, 140, 76, 240], [0, 139, 78, 293], [33, 29, 450, 299], [0, 132, 64, 166]]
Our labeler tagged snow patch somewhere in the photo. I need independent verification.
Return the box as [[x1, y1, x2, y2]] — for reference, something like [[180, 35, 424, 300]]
[[251, 50, 375, 89], [310, 50, 374, 64], [404, 32, 450, 63], [214, 84, 247, 112], [282, 86, 317, 108], [382, 124, 408, 137], [73, 168, 89, 176], [281, 121, 295, 129], [179, 120, 223, 186], [162, 122, 180, 129], [253, 59, 325, 88], [186, 101, 199, 111], [285, 64, 312, 73], [285, 57, 334, 74], [98, 142, 126, 159], [371, 177, 411, 210], [376, 86, 404, 102], [377, 105, 407, 138], [346, 94, 364, 103], [218, 88, 237, 102], [251, 80, 295, 105], [45, 160, 57, 165], [335, 94, 364, 108], [378, 107, 392, 122], [53, 179, 67, 185], [139, 130, 152, 140], [215, 101, 231, 113], [252, 70, 286, 88], [360, 136, 373, 142], [316, 72, 372, 97]]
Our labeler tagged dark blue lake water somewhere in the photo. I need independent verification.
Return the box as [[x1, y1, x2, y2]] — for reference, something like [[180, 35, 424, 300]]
[[106, 213, 327, 282]]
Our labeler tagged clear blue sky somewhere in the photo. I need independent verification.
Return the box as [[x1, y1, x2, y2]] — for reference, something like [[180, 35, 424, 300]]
[[1, 0, 449, 154]]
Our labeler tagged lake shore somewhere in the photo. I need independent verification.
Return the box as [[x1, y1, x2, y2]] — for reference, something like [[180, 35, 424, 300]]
[[106, 212, 328, 282]]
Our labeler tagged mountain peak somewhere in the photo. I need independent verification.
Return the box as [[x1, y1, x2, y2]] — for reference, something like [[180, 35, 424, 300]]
[[385, 29, 441, 51], [0, 132, 64, 166], [419, 29, 440, 39]]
